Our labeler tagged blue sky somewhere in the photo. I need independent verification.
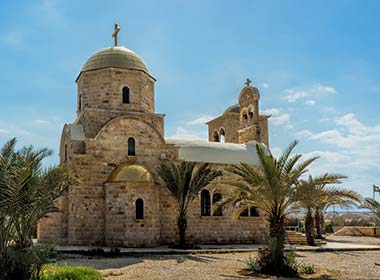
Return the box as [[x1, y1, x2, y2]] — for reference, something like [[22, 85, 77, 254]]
[[0, 0, 379, 198]]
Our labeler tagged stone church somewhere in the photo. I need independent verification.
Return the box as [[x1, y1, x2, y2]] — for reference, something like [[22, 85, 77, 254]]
[[38, 27, 271, 247]]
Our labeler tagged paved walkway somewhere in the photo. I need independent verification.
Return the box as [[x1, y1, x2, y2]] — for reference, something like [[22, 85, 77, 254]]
[[55, 241, 380, 255]]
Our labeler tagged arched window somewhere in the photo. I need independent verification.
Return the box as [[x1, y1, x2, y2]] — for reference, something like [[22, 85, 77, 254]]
[[64, 144, 68, 163], [135, 198, 144, 219], [239, 206, 260, 217], [212, 192, 223, 216], [250, 206, 260, 217], [243, 113, 248, 120], [248, 111, 254, 119], [219, 129, 225, 143], [78, 94, 82, 111], [201, 189, 211, 216], [213, 131, 219, 142], [239, 208, 249, 217], [122, 86, 130, 104], [128, 137, 136, 156]]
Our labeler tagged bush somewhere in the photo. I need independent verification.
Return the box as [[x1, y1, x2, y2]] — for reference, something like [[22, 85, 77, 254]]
[[246, 250, 314, 276], [325, 222, 334, 233], [41, 265, 102, 280], [4, 243, 57, 280]]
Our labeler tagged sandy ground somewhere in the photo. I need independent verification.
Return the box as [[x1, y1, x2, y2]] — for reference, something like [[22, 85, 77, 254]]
[[57, 250, 380, 280]]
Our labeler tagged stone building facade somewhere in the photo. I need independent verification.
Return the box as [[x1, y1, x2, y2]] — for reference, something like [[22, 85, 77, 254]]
[[37, 39, 271, 247]]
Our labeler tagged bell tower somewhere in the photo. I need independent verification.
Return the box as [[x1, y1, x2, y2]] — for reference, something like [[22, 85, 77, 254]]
[[237, 79, 261, 143]]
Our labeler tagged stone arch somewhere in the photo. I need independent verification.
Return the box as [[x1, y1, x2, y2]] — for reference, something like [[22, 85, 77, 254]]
[[213, 130, 219, 142], [108, 163, 153, 183], [248, 105, 255, 119], [95, 115, 166, 145], [219, 127, 226, 143]]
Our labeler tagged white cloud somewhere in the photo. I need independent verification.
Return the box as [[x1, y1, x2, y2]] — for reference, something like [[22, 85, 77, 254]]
[[296, 129, 313, 139], [298, 113, 380, 196], [305, 99, 316, 106], [285, 90, 308, 102], [271, 113, 290, 126], [166, 127, 206, 141], [285, 84, 337, 103], [261, 82, 269, 89], [262, 108, 292, 128], [270, 147, 282, 158], [0, 129, 9, 135], [34, 119, 51, 125], [261, 108, 281, 115], [186, 115, 214, 126]]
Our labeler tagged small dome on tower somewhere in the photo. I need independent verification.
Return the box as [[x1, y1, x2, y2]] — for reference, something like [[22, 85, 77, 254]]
[[80, 46, 149, 74]]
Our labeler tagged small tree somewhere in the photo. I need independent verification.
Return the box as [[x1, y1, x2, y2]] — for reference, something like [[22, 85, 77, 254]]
[[314, 186, 361, 239], [156, 162, 222, 247], [362, 198, 380, 225], [295, 174, 349, 246], [223, 141, 318, 275], [0, 138, 69, 279]]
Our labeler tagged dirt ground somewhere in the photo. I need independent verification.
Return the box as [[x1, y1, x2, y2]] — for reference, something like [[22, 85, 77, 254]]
[[58, 250, 380, 280]]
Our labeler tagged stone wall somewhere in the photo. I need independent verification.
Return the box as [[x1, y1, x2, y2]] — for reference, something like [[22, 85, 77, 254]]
[[76, 68, 155, 115], [207, 113, 240, 143], [158, 163, 268, 245]]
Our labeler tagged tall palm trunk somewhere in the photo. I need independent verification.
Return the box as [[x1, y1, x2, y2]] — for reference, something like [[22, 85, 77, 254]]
[[269, 215, 286, 271], [177, 211, 187, 246], [305, 207, 315, 246], [315, 207, 324, 239]]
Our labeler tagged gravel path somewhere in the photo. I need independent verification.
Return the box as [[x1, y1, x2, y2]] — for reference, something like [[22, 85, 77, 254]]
[[58, 251, 380, 279]]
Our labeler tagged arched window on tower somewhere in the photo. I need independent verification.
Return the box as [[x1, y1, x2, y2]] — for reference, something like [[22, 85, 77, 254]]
[[78, 94, 82, 112], [213, 131, 219, 142], [212, 192, 223, 216], [135, 198, 144, 219], [201, 189, 211, 216], [122, 86, 130, 104], [219, 128, 225, 143], [128, 137, 136, 156], [248, 111, 254, 119]]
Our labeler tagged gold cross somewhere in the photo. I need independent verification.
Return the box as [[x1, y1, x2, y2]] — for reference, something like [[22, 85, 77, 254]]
[[245, 78, 252, 87], [112, 23, 121, 47]]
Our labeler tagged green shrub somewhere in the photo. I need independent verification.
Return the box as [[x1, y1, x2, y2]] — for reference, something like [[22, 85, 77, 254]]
[[246, 250, 314, 276], [41, 264, 102, 280], [324, 222, 333, 233]]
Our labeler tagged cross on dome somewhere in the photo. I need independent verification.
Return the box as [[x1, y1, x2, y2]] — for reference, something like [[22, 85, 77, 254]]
[[112, 23, 121, 47], [245, 78, 252, 87]]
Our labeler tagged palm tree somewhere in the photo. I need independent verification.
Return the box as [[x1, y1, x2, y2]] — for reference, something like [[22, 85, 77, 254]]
[[314, 185, 361, 239], [0, 138, 69, 279], [295, 174, 350, 245], [223, 140, 318, 273], [156, 162, 222, 247], [362, 198, 380, 225]]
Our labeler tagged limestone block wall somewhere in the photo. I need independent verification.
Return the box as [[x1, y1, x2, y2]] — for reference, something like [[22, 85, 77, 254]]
[[259, 117, 269, 146], [66, 154, 112, 245], [238, 125, 260, 143], [77, 68, 155, 115], [104, 181, 160, 247], [37, 195, 68, 244], [79, 108, 164, 139], [87, 116, 166, 163], [207, 113, 239, 143], [158, 163, 268, 245]]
